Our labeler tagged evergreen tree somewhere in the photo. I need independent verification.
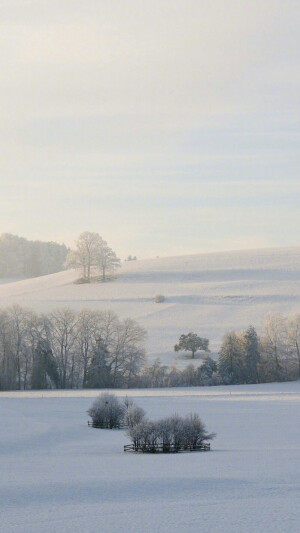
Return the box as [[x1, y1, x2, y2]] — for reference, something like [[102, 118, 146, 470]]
[[244, 325, 260, 383], [218, 332, 244, 384], [31, 341, 60, 389], [85, 339, 111, 388], [199, 356, 217, 383]]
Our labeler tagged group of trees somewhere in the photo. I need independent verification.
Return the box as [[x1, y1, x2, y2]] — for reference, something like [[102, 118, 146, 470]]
[[65, 232, 120, 283], [88, 393, 215, 453], [0, 234, 68, 278], [218, 313, 300, 384], [0, 306, 146, 391], [128, 413, 215, 452], [0, 231, 121, 284], [132, 313, 300, 388], [133, 356, 219, 388], [1, 306, 300, 391]]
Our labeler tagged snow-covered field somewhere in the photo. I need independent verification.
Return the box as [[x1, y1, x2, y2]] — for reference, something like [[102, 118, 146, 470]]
[[1, 382, 300, 533], [0, 246, 300, 365]]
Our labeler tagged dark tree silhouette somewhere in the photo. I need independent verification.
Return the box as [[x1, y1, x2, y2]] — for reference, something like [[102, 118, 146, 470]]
[[31, 340, 60, 389]]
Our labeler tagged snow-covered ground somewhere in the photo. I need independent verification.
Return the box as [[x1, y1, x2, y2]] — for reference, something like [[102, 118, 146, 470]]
[[0, 246, 300, 365], [1, 381, 300, 533]]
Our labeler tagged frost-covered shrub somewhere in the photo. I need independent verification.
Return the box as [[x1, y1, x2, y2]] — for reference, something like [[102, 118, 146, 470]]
[[127, 413, 215, 451], [128, 420, 159, 451], [154, 294, 165, 303], [123, 397, 146, 428], [165, 414, 185, 450], [88, 393, 125, 428], [125, 404, 146, 429], [181, 413, 215, 449]]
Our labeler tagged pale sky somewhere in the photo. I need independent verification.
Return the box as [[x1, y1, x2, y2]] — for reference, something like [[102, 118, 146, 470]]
[[0, 0, 299, 258]]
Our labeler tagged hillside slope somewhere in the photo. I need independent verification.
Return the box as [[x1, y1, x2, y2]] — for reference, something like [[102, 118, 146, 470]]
[[0, 246, 300, 366]]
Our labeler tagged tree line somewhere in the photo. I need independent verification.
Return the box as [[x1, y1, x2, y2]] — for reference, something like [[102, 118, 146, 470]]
[[0, 306, 146, 390], [0, 231, 121, 283], [218, 312, 300, 384], [0, 306, 299, 391], [0, 234, 69, 279], [139, 313, 300, 387]]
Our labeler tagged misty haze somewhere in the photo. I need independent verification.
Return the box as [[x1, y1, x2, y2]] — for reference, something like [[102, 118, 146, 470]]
[[1, 2, 300, 533]]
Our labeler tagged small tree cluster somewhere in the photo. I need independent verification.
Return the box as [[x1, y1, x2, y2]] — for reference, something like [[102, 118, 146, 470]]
[[217, 316, 300, 384], [65, 231, 120, 283], [127, 413, 215, 452], [136, 357, 219, 388]]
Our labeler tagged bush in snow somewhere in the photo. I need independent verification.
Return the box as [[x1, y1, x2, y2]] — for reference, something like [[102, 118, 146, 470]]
[[180, 413, 215, 449], [123, 396, 146, 428], [125, 404, 146, 429], [128, 419, 159, 452], [154, 294, 165, 303], [127, 413, 215, 452], [88, 393, 125, 428]]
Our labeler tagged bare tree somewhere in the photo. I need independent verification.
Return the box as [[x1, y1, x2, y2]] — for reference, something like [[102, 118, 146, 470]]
[[181, 413, 215, 449], [260, 313, 288, 380], [95, 239, 120, 282], [0, 309, 14, 390], [287, 313, 300, 377], [108, 318, 147, 386], [65, 232, 101, 282], [75, 309, 101, 387], [6, 305, 34, 390], [49, 308, 78, 388], [124, 401, 146, 428]]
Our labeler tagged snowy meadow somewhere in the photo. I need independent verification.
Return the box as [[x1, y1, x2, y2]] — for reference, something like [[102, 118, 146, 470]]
[[1, 382, 300, 533]]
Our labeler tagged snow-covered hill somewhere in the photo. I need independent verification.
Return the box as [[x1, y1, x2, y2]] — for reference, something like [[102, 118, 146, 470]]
[[1, 246, 300, 365]]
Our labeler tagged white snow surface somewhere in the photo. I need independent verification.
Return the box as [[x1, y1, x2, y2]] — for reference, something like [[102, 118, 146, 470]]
[[1, 246, 300, 365], [1, 381, 300, 533]]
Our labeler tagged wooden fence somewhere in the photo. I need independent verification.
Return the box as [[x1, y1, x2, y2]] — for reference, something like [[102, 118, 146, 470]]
[[124, 442, 211, 453], [88, 420, 127, 429]]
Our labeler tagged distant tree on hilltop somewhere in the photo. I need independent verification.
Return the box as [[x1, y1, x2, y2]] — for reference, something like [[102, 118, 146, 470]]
[[65, 231, 120, 283]]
